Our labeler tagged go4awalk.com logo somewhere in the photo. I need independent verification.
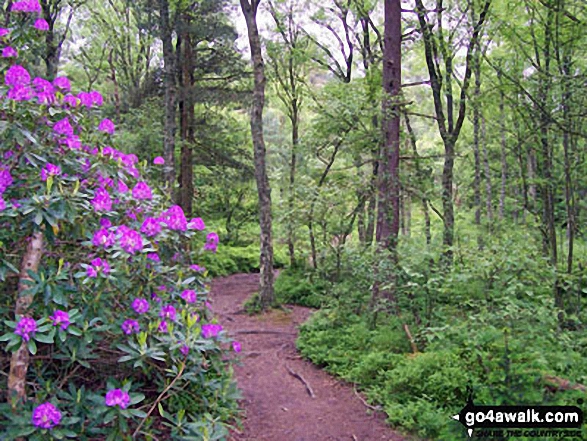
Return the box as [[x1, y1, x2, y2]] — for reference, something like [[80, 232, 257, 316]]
[[451, 392, 584, 438]]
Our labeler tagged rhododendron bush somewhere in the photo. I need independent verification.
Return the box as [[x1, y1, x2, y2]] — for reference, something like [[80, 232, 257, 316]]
[[0, 4, 239, 440]]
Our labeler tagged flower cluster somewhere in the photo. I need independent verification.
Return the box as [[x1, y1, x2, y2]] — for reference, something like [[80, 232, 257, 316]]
[[104, 389, 130, 409], [31, 402, 61, 429], [49, 310, 70, 330], [201, 323, 223, 339], [91, 187, 113, 212], [121, 319, 140, 335], [131, 298, 149, 314], [0, 164, 13, 211], [204, 232, 219, 253], [14, 317, 37, 341], [181, 289, 197, 304], [86, 257, 110, 278]]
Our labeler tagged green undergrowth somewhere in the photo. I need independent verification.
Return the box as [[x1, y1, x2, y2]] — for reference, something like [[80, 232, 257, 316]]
[[289, 232, 587, 440], [199, 244, 288, 277]]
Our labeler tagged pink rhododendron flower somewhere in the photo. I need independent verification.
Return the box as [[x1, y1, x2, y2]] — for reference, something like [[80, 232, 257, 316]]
[[147, 253, 160, 262], [104, 389, 130, 408], [125, 167, 140, 179], [117, 180, 129, 193], [90, 90, 103, 106], [118, 227, 143, 254], [7, 85, 32, 101], [86, 258, 110, 278], [158, 320, 168, 333], [33, 77, 55, 104], [121, 319, 140, 335], [159, 305, 177, 321], [0, 165, 13, 194], [0, 196, 6, 211], [132, 182, 152, 200], [140, 217, 161, 237], [0, 28, 9, 38], [5, 65, 30, 87], [159, 205, 187, 231], [53, 117, 74, 137], [91, 187, 112, 212], [62, 94, 78, 107], [153, 156, 165, 165], [53, 76, 70, 91], [11, 0, 41, 13], [232, 341, 242, 353], [77, 92, 92, 107], [34, 18, 49, 31], [187, 217, 205, 230], [190, 264, 204, 272], [201, 323, 223, 338], [49, 310, 70, 330], [207, 232, 219, 244], [64, 136, 81, 150], [15, 317, 36, 341], [180, 344, 189, 356], [98, 118, 115, 135], [32, 403, 61, 429], [92, 228, 115, 248], [41, 163, 61, 181], [2, 46, 17, 58], [181, 290, 197, 304], [132, 298, 149, 314], [100, 218, 112, 228]]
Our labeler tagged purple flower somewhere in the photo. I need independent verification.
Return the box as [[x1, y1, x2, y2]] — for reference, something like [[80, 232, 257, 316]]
[[87, 258, 110, 278], [158, 320, 168, 333], [53, 117, 74, 137], [118, 227, 143, 254], [98, 118, 115, 135], [34, 18, 49, 31], [7, 85, 31, 101], [99, 217, 112, 228], [153, 156, 165, 165], [0, 28, 10, 39], [77, 92, 92, 107], [232, 341, 242, 353], [92, 228, 115, 248], [181, 290, 197, 304], [53, 76, 70, 91], [0, 196, 6, 211], [62, 94, 78, 107], [104, 389, 130, 409], [64, 136, 81, 150], [90, 90, 103, 106], [125, 167, 140, 179], [2, 46, 17, 58], [147, 253, 160, 262], [0, 165, 13, 194], [159, 205, 187, 231], [132, 182, 152, 200], [49, 310, 70, 330], [180, 344, 189, 356], [157, 285, 167, 292], [31, 402, 61, 429], [91, 187, 112, 212], [41, 163, 61, 181], [5, 65, 30, 87], [204, 242, 218, 253], [201, 323, 223, 339], [140, 217, 161, 237], [131, 298, 149, 314], [190, 264, 204, 272], [121, 319, 140, 335], [11, 0, 41, 12], [14, 317, 36, 341], [159, 305, 177, 321], [117, 180, 129, 193], [207, 232, 219, 244], [33, 78, 55, 104], [187, 218, 205, 231]]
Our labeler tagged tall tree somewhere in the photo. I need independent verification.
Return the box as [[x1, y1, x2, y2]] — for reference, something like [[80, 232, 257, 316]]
[[40, 0, 78, 79], [372, 0, 401, 304], [414, 0, 491, 267], [240, 0, 275, 307]]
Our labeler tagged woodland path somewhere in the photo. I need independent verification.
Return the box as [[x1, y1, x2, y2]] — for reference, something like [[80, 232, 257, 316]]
[[209, 273, 409, 441]]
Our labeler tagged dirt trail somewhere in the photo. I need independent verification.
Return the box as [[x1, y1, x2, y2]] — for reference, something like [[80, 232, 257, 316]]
[[210, 273, 408, 441]]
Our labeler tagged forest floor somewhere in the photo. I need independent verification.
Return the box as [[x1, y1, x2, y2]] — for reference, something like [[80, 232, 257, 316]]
[[210, 273, 409, 441]]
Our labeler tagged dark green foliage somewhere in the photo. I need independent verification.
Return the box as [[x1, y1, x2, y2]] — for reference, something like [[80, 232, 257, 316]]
[[274, 269, 329, 308], [199, 244, 288, 277]]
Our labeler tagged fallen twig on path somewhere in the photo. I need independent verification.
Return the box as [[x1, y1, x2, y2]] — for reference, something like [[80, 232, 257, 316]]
[[286, 365, 315, 398], [235, 330, 296, 336], [353, 385, 382, 412]]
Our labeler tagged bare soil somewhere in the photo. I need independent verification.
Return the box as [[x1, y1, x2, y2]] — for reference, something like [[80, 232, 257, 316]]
[[210, 273, 409, 441]]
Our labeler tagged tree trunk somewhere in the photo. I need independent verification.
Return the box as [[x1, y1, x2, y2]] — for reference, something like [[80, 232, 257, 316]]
[[240, 0, 275, 307], [287, 95, 299, 268], [473, 45, 482, 247], [482, 116, 493, 224], [499, 75, 508, 221], [7, 232, 44, 404], [158, 0, 177, 191], [373, 0, 401, 306]]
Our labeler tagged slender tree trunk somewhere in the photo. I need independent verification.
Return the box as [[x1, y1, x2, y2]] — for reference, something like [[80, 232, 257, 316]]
[[240, 0, 275, 307], [473, 46, 482, 247], [7, 232, 44, 404], [482, 116, 493, 224], [373, 0, 401, 306], [499, 76, 508, 220], [287, 98, 298, 268], [158, 0, 177, 191], [423, 198, 431, 246]]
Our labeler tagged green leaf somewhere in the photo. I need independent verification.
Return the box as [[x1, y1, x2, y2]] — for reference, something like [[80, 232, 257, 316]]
[[34, 333, 55, 344], [27, 339, 37, 355]]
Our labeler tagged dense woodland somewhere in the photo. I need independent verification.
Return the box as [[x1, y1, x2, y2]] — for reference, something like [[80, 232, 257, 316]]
[[1, 0, 587, 439]]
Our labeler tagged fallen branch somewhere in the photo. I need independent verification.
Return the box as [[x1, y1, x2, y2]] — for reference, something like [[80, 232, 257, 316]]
[[403, 323, 419, 354], [286, 365, 315, 398], [353, 386, 382, 412], [235, 330, 296, 336], [544, 375, 587, 392]]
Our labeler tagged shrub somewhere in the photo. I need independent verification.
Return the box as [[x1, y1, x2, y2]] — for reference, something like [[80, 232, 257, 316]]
[[0, 7, 239, 439]]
